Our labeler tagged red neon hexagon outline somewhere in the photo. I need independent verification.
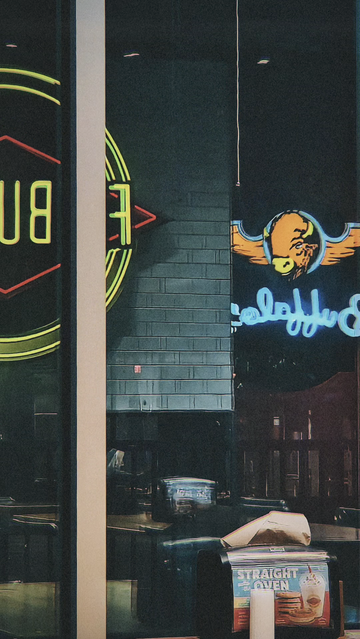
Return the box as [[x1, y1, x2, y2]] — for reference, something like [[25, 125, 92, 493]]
[[0, 136, 61, 296]]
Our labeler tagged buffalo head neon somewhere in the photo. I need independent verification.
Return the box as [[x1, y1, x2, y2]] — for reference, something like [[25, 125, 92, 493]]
[[232, 210, 360, 280]]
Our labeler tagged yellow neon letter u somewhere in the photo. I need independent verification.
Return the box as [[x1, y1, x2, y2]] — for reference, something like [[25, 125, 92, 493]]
[[0, 180, 20, 245]]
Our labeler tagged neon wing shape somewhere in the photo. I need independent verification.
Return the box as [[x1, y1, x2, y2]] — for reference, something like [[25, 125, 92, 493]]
[[321, 224, 360, 265], [231, 222, 268, 264]]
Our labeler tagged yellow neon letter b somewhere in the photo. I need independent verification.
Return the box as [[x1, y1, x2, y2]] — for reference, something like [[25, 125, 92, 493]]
[[30, 180, 52, 244]]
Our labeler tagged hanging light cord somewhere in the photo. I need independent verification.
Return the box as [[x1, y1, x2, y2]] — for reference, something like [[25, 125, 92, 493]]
[[236, 0, 240, 187]]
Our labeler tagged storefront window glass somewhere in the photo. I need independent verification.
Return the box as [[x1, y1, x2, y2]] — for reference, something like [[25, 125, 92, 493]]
[[0, 1, 70, 635], [233, 0, 358, 523], [106, 1, 359, 637]]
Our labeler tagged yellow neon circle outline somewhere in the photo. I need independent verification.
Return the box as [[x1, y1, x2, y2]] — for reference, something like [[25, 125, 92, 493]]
[[0, 71, 61, 359], [105, 128, 134, 310], [0, 342, 61, 360], [106, 248, 133, 308], [0, 84, 60, 105], [0, 322, 60, 343], [0, 68, 60, 85], [0, 322, 61, 361], [0, 75, 134, 359]]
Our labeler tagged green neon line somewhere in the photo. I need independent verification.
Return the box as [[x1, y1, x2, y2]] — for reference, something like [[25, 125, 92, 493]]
[[106, 250, 128, 304], [107, 249, 132, 307], [105, 250, 112, 267], [105, 156, 116, 181], [0, 85, 60, 105], [106, 272, 123, 308], [106, 249, 132, 307], [106, 250, 127, 299], [106, 138, 126, 182], [0, 68, 60, 85], [105, 160, 115, 181], [120, 218, 125, 245], [0, 341, 61, 359], [106, 247, 118, 268], [106, 129, 131, 181], [106, 129, 131, 180], [105, 249, 118, 276], [116, 249, 132, 287], [0, 323, 60, 343], [106, 138, 124, 181], [105, 248, 119, 277]]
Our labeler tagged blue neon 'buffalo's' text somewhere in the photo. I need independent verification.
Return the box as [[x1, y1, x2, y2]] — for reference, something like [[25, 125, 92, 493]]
[[231, 288, 360, 338]]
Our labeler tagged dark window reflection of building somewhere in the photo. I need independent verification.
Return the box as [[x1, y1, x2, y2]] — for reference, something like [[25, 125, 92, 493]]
[[267, 450, 281, 498], [105, 412, 234, 636], [307, 450, 320, 498], [234, 371, 358, 523], [343, 446, 353, 497], [285, 450, 300, 498], [106, 412, 231, 519], [241, 450, 261, 498]]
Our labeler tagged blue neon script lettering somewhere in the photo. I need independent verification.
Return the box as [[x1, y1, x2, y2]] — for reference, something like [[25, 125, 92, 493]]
[[231, 288, 360, 338]]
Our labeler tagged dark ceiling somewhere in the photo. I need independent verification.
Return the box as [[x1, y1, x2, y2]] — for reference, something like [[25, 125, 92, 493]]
[[105, 0, 355, 62], [0, 1, 355, 70]]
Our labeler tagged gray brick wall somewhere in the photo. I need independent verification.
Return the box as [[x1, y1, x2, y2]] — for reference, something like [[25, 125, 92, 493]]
[[106, 59, 233, 412], [107, 194, 233, 412]]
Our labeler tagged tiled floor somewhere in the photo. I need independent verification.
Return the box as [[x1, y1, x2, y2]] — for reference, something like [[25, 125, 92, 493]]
[[0, 579, 357, 638], [141, 636, 360, 639], [141, 635, 360, 639]]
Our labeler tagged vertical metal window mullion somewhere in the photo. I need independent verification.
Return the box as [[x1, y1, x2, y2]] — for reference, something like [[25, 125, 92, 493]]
[[76, 0, 106, 637]]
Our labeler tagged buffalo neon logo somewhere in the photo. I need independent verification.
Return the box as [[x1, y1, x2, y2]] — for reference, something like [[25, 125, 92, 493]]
[[0, 68, 156, 360], [232, 210, 360, 280]]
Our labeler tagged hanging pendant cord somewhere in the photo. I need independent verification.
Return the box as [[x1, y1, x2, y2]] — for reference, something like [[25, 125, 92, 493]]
[[236, 0, 240, 187]]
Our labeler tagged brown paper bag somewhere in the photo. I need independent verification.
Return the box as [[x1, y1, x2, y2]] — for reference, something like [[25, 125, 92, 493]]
[[221, 511, 311, 548]]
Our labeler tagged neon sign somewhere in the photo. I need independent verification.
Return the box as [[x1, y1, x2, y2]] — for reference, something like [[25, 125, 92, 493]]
[[231, 288, 360, 338], [0, 180, 52, 245], [0, 68, 157, 360], [232, 211, 360, 281]]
